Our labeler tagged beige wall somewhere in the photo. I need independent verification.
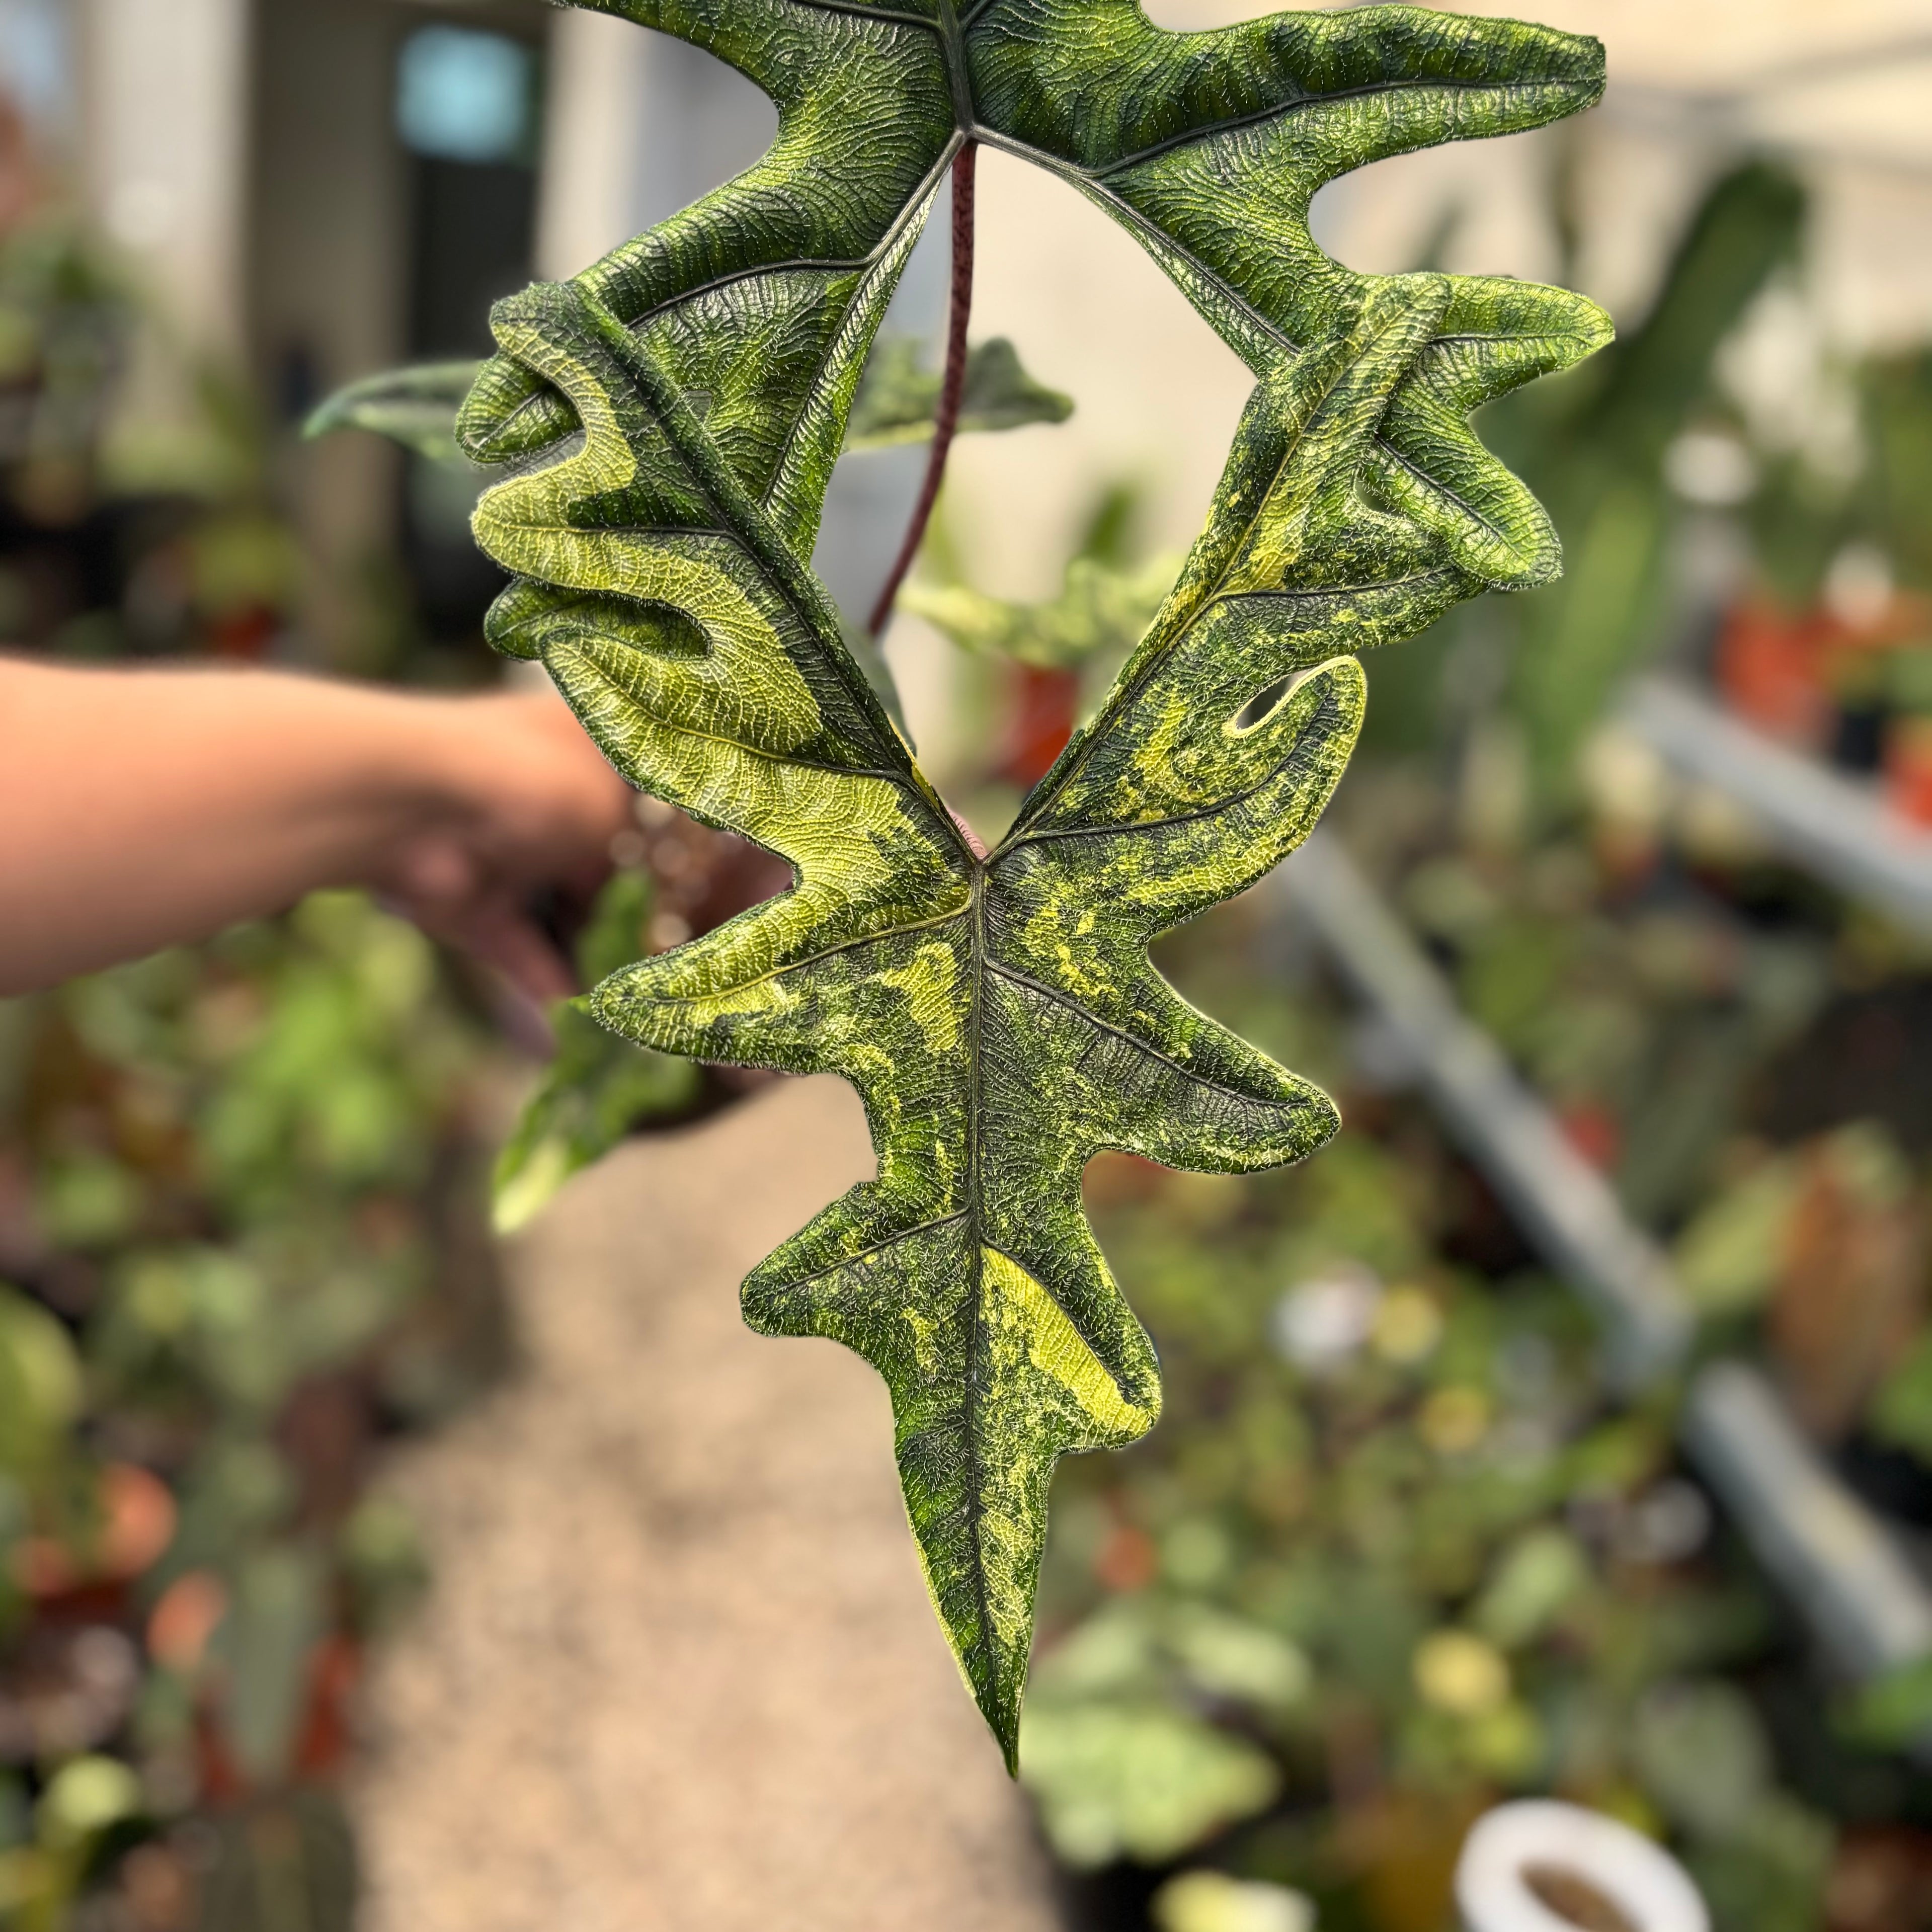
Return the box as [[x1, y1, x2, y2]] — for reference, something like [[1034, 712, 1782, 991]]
[[77, 0, 253, 353], [538, 8, 652, 281]]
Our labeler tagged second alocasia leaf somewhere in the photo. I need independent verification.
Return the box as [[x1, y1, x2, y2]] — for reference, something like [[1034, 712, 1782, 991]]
[[458, 0, 1612, 1764]]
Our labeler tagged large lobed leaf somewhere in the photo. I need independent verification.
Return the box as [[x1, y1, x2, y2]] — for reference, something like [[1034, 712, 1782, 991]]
[[460, 0, 1609, 585], [458, 0, 1612, 1762]]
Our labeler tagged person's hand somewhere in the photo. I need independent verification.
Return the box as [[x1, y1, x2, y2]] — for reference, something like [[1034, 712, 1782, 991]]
[[372, 689, 635, 1003], [0, 659, 636, 1001]]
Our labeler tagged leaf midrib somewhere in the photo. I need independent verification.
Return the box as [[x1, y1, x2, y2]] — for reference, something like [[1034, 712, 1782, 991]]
[[962, 859, 997, 1727]]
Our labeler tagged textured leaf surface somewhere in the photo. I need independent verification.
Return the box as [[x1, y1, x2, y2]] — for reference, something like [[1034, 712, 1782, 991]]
[[457, 0, 1611, 1761]]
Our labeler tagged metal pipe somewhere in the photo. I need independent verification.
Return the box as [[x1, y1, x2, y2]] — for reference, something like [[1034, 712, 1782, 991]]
[[1274, 829, 1932, 1689]]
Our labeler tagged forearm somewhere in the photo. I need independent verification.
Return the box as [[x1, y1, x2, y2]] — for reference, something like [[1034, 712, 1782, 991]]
[[0, 660, 465, 994]]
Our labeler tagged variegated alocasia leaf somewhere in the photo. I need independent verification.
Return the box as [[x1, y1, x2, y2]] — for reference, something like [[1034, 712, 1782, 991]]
[[449, 0, 1612, 1764], [470, 270, 1495, 1761]]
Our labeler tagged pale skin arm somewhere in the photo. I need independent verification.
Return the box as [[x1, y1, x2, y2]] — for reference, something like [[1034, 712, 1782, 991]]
[[0, 658, 635, 1000]]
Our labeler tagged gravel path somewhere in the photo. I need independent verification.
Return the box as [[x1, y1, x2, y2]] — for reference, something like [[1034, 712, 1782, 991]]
[[350, 1075, 1061, 1932]]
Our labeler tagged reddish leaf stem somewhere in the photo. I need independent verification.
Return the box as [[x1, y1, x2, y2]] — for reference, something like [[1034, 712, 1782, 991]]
[[868, 142, 977, 638]]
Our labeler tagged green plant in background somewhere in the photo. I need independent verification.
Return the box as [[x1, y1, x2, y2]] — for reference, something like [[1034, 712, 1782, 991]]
[[0, 217, 127, 513], [317, 0, 1613, 1759], [490, 865, 700, 1231], [1852, 348, 1932, 597], [304, 362, 484, 465], [1356, 162, 1805, 804], [0, 897, 498, 1928], [845, 335, 1072, 450], [1392, 830, 1833, 1230], [1497, 161, 1804, 802], [907, 481, 1176, 678], [0, 212, 303, 664]]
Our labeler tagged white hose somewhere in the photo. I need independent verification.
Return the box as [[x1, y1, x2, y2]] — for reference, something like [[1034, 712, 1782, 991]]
[[1455, 1801, 1709, 1932]]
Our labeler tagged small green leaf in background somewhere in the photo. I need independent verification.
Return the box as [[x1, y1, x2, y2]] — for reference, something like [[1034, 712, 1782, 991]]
[[34, 1757, 143, 1850], [491, 868, 702, 1234], [213, 1544, 326, 1788], [1034, 1593, 1312, 1714], [846, 336, 1073, 450], [1672, 1153, 1801, 1318], [1019, 1700, 1282, 1868], [906, 553, 1177, 672], [1018, 1594, 1308, 1863], [1469, 1526, 1589, 1650], [1840, 1650, 1932, 1751], [1500, 160, 1806, 802], [302, 361, 482, 463], [337, 1493, 430, 1637], [1869, 1332, 1932, 1464], [1685, 1796, 1836, 1932], [1631, 1680, 1774, 1845]]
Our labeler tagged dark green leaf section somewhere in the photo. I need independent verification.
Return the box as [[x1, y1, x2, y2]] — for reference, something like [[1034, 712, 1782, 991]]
[[468, 259, 1508, 1761], [847, 336, 1074, 449]]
